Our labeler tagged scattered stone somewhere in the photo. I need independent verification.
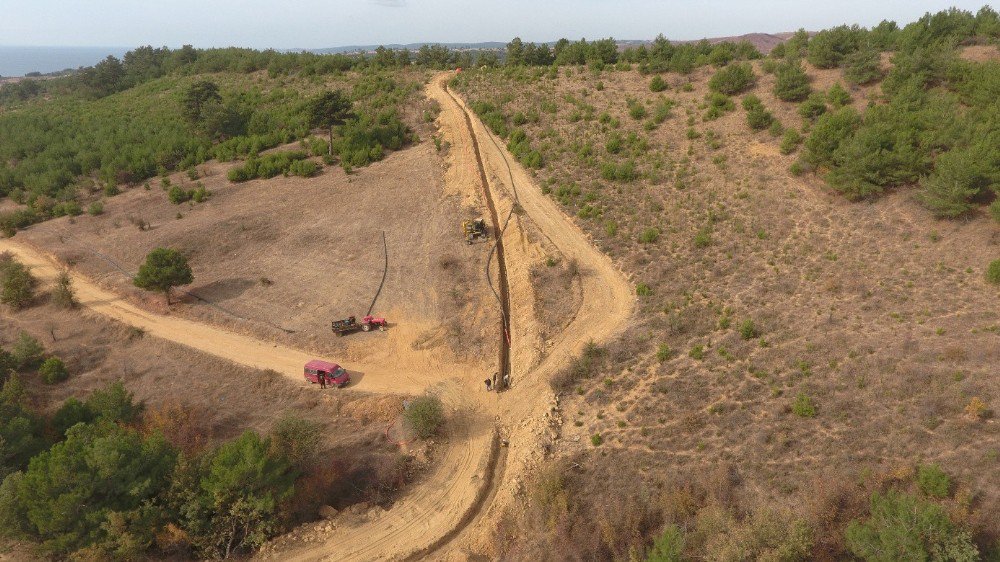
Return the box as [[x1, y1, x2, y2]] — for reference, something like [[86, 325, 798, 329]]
[[319, 505, 339, 520]]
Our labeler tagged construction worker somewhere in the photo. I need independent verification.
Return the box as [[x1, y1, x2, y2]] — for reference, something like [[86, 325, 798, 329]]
[[318, 371, 327, 390]]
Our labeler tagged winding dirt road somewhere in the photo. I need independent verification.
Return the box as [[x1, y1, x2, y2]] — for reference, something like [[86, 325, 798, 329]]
[[0, 72, 635, 560]]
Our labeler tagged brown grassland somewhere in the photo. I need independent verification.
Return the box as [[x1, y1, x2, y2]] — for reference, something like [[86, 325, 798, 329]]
[[454, 54, 999, 559]]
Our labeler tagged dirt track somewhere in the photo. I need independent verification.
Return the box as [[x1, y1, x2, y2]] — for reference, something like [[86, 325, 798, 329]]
[[0, 72, 635, 560]]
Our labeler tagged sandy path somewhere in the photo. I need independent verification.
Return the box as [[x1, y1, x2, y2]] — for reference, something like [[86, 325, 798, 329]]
[[0, 239, 462, 396]]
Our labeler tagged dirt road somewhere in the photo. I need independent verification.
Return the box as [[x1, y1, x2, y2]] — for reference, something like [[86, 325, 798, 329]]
[[275, 74, 635, 561], [0, 70, 635, 560]]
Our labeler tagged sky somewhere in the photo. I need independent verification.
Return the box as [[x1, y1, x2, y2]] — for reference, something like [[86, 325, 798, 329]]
[[0, 0, 993, 49]]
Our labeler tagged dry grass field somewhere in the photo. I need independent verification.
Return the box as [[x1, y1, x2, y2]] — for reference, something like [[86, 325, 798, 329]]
[[454, 56, 999, 558]]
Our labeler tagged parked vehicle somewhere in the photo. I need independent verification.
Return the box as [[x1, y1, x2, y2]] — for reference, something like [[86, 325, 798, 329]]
[[331, 315, 388, 336], [304, 359, 350, 387]]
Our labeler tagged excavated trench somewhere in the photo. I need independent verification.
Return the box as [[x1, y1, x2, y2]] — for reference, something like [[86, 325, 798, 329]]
[[444, 82, 512, 382]]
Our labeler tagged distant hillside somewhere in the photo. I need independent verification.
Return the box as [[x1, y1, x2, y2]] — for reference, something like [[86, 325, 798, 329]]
[[303, 32, 796, 56], [298, 42, 507, 54]]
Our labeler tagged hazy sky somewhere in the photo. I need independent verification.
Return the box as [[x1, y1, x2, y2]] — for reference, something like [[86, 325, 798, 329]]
[[1, 0, 993, 49]]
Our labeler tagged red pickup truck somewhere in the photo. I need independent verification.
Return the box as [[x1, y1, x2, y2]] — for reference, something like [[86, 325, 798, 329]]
[[304, 359, 350, 388]]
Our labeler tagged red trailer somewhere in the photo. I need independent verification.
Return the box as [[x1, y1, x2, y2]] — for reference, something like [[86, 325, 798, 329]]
[[304, 360, 350, 388]]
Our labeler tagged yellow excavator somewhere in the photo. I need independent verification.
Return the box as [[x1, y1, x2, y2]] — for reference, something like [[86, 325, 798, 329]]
[[462, 218, 488, 244]]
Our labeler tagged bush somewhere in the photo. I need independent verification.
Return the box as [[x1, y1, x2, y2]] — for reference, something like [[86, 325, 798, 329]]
[[590, 433, 603, 446], [798, 92, 828, 120], [738, 319, 759, 340], [269, 416, 322, 469], [167, 185, 191, 204], [646, 525, 684, 561], [791, 393, 817, 417], [11, 332, 44, 371], [404, 395, 444, 439], [656, 344, 673, 362], [774, 61, 811, 102], [628, 100, 648, 120], [636, 283, 652, 297], [844, 48, 883, 86], [287, 159, 320, 177], [780, 129, 803, 154], [0, 254, 36, 309], [694, 227, 712, 248], [827, 83, 852, 108], [989, 200, 1000, 223], [86, 201, 103, 216], [986, 260, 1000, 285], [746, 107, 774, 131], [649, 76, 667, 92], [708, 63, 756, 95], [916, 464, 951, 498], [803, 107, 861, 168], [704, 92, 735, 120], [639, 228, 660, 244], [846, 491, 979, 562], [38, 357, 68, 385]]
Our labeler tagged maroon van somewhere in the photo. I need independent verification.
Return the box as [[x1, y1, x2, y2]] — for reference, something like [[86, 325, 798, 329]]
[[304, 360, 350, 388]]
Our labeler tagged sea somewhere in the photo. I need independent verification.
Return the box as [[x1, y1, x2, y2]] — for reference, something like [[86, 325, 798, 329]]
[[0, 46, 130, 78]]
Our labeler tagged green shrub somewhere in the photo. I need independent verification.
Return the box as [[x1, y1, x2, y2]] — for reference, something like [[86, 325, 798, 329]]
[[590, 433, 603, 446], [798, 92, 828, 120], [807, 25, 866, 69], [803, 107, 861, 168], [650, 75, 667, 92], [844, 48, 884, 85], [846, 491, 979, 562], [38, 357, 69, 385], [11, 332, 44, 371], [791, 393, 816, 417], [741, 94, 763, 111], [646, 524, 684, 561], [739, 319, 759, 340], [989, 200, 1000, 223], [628, 100, 648, 120], [0, 254, 37, 309], [986, 260, 1000, 285], [656, 344, 673, 362], [167, 185, 191, 204], [287, 159, 320, 177], [601, 160, 637, 182], [774, 61, 811, 102], [689, 345, 704, 360], [917, 464, 952, 498], [708, 63, 756, 95], [87, 201, 104, 216], [827, 83, 852, 108], [694, 227, 712, 248], [636, 283, 652, 297], [747, 107, 774, 131], [51, 272, 75, 309], [780, 129, 803, 154], [269, 416, 322, 469], [704, 92, 735, 120], [639, 228, 660, 244], [404, 395, 444, 439]]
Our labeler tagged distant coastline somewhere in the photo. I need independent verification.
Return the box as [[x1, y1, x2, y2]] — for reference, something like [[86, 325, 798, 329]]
[[0, 46, 129, 78]]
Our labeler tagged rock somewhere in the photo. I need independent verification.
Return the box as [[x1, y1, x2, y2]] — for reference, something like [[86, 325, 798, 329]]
[[319, 505, 339, 520]]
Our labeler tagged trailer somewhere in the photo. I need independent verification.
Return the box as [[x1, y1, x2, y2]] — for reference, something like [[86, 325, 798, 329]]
[[331, 315, 388, 337]]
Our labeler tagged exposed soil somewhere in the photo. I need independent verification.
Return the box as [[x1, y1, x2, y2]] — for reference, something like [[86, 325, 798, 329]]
[[453, 59, 1000, 552]]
